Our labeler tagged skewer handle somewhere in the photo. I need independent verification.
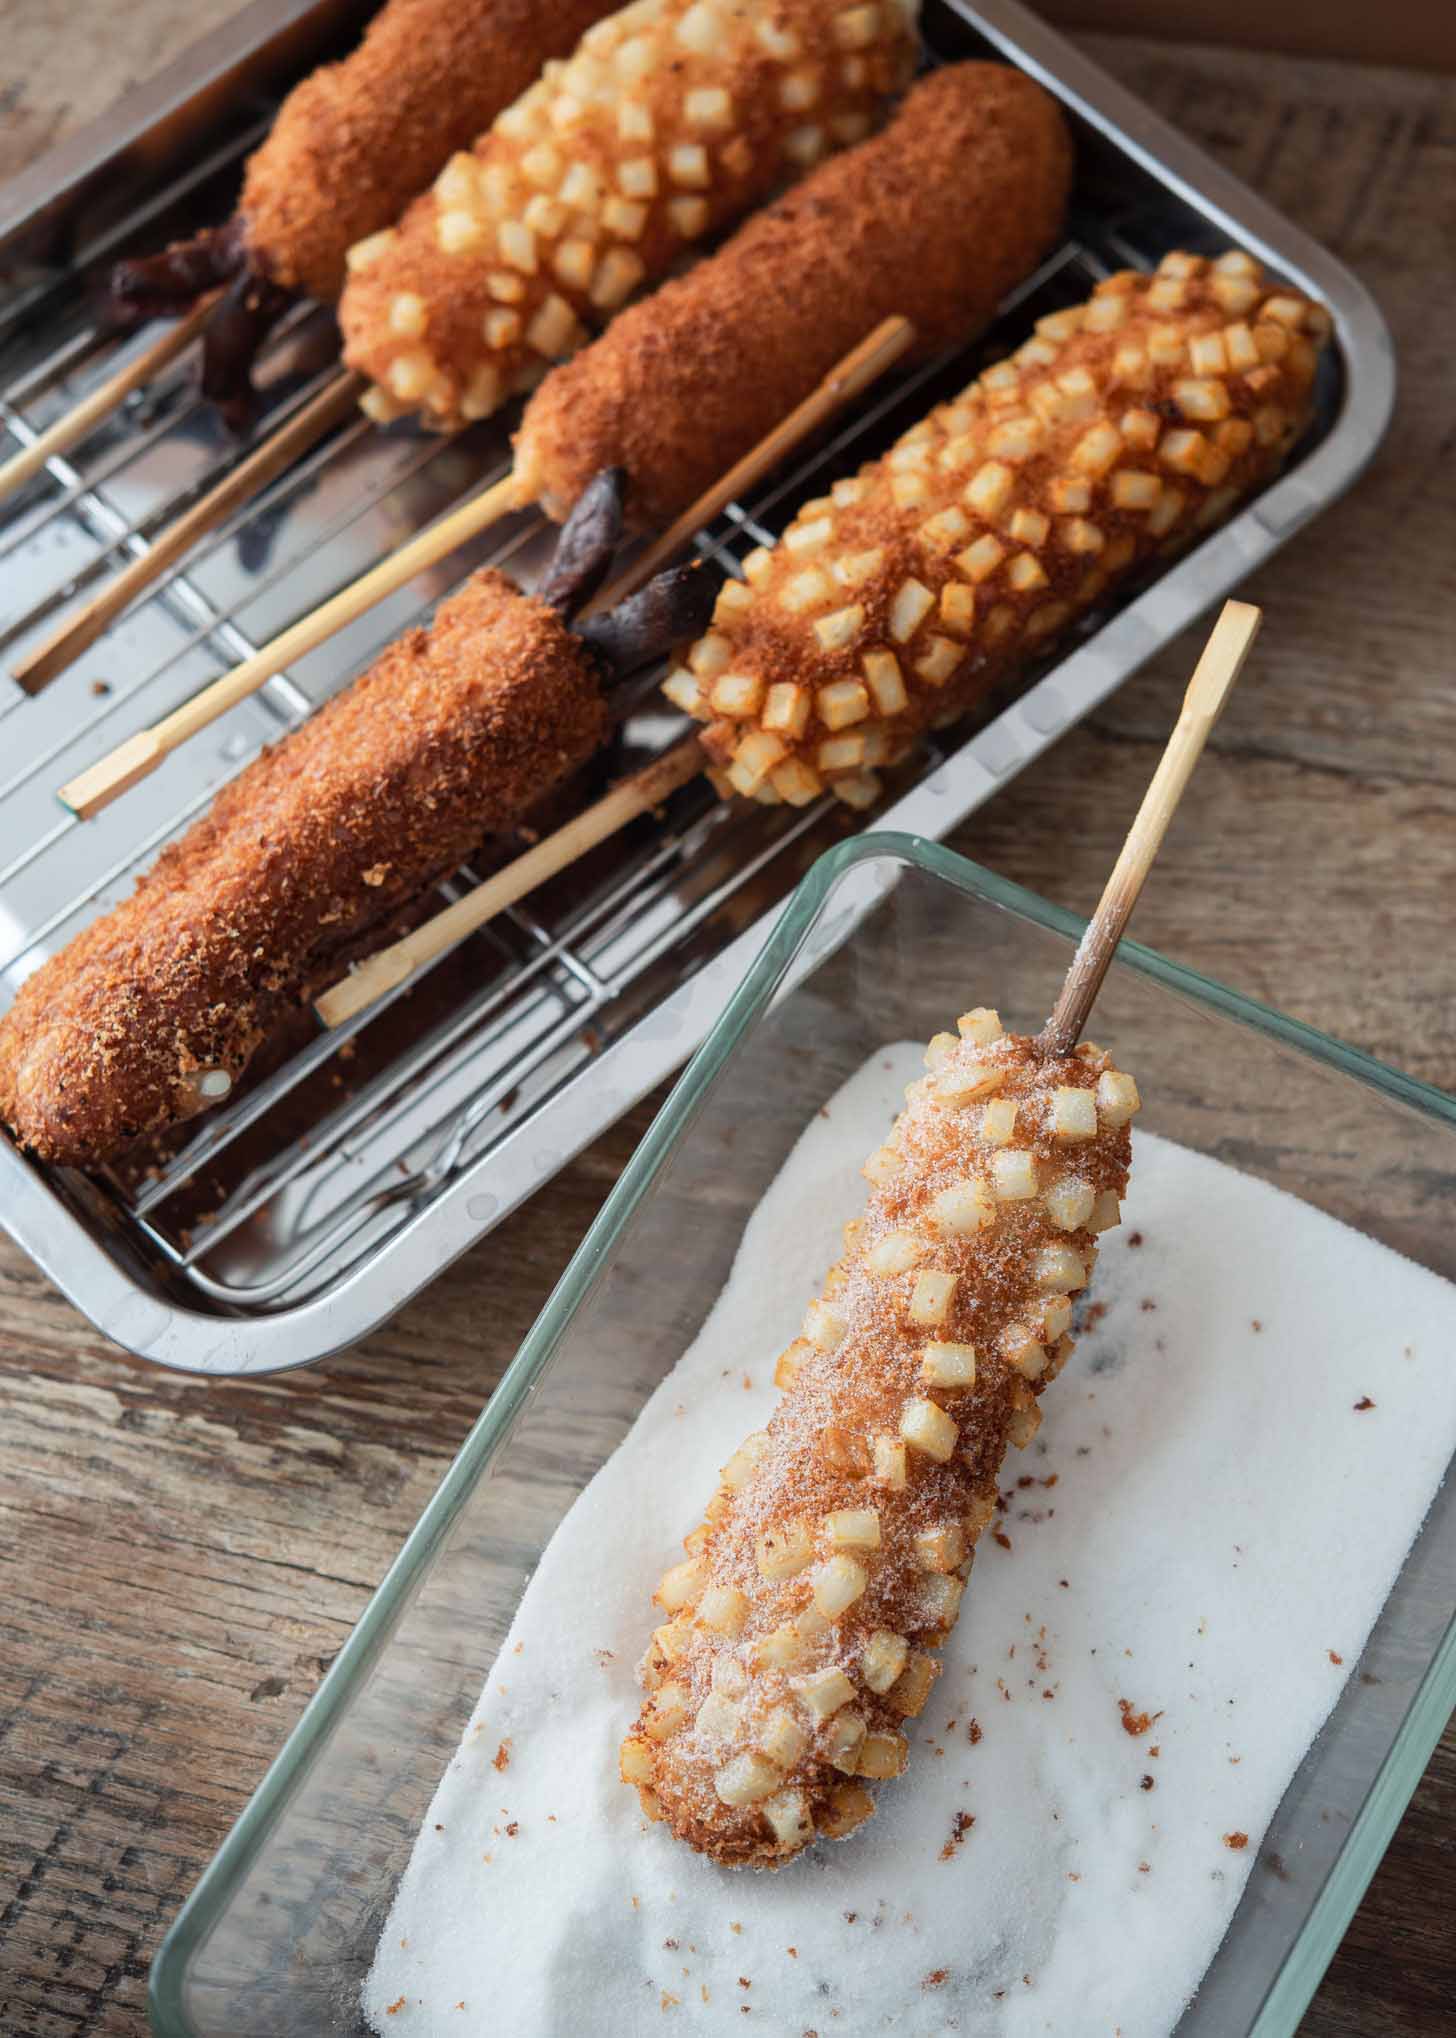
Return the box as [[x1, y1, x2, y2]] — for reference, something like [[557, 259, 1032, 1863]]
[[586, 314, 916, 616], [15, 371, 365, 695], [58, 465, 524, 816], [315, 735, 703, 1027], [1038, 599, 1262, 1056], [0, 299, 217, 508]]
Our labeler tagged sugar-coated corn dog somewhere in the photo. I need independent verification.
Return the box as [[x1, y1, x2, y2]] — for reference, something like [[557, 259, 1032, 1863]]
[[621, 1011, 1138, 1863], [111, 0, 621, 402], [0, 491, 713, 1168], [668, 251, 1329, 810], [513, 63, 1073, 527], [339, 0, 919, 429]]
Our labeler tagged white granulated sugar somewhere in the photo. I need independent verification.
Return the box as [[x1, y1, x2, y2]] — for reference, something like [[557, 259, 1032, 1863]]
[[365, 1043, 1456, 2037]]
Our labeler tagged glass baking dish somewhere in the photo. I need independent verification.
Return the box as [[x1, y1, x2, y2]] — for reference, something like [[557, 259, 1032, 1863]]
[[149, 834, 1456, 2038]]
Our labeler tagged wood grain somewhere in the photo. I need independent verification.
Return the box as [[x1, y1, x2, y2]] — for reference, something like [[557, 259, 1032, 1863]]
[[1, 22, 1455, 2038]]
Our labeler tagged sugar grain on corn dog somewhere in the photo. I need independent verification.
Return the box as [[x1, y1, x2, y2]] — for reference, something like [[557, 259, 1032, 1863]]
[[339, 0, 918, 429], [110, 0, 620, 407], [621, 1010, 1139, 1861], [670, 251, 1328, 810]]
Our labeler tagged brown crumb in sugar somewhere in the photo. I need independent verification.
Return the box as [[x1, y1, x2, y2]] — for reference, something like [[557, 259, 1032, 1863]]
[[492, 1739, 511, 1771], [1224, 1832, 1249, 1851], [1353, 1396, 1375, 1411], [1328, 1650, 1344, 1665], [1118, 1699, 1163, 1737], [940, 1809, 976, 1860]]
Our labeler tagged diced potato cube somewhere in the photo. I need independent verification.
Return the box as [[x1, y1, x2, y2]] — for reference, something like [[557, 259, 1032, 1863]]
[[834, 546, 885, 589], [900, 1398, 957, 1461], [981, 1097, 1019, 1146], [1050, 1086, 1098, 1141], [824, 1508, 881, 1550], [620, 1734, 654, 1785], [1088, 1190, 1122, 1233], [861, 1145, 903, 1188], [803, 1299, 846, 1352], [964, 460, 1014, 520], [754, 1624, 807, 1673], [1003, 1327, 1047, 1379], [721, 1431, 771, 1490], [1040, 1294, 1073, 1342], [812, 1554, 869, 1619], [697, 1584, 749, 1637], [714, 1752, 781, 1807], [774, 1339, 811, 1389], [935, 1059, 1005, 1105], [864, 1229, 925, 1277], [919, 1572, 965, 1630], [928, 1182, 992, 1238], [915, 1523, 968, 1573], [645, 1681, 691, 1739], [817, 677, 870, 727], [762, 1788, 813, 1848], [826, 1710, 868, 1773], [1097, 1070, 1141, 1126], [696, 1691, 741, 1741], [889, 578, 935, 643], [857, 1730, 909, 1779], [793, 1666, 856, 1718], [908, 1270, 957, 1326], [711, 1654, 748, 1699], [759, 1707, 810, 1769], [654, 1556, 707, 1612], [762, 682, 811, 739], [992, 1149, 1038, 1201], [873, 1435, 907, 1489], [885, 1650, 937, 1718], [1044, 1177, 1095, 1231], [957, 1007, 1004, 1046], [920, 1341, 977, 1389], [861, 1629, 909, 1695], [757, 1520, 814, 1582], [821, 1427, 870, 1478], [1033, 1244, 1087, 1293], [820, 1781, 875, 1837]]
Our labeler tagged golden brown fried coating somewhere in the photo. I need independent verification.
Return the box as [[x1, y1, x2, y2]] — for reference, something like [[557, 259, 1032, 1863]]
[[672, 251, 1330, 810], [622, 1017, 1136, 1863], [240, 0, 617, 302], [515, 64, 1072, 528], [0, 576, 607, 1168], [338, 0, 917, 429]]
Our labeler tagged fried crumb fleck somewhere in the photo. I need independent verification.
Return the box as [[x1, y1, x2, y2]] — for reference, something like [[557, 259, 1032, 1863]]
[[1118, 1699, 1163, 1737], [1224, 1832, 1249, 1851], [493, 1740, 511, 1772], [940, 1810, 976, 1860]]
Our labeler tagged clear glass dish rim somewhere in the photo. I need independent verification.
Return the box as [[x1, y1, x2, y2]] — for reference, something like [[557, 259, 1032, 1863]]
[[149, 831, 1456, 2038]]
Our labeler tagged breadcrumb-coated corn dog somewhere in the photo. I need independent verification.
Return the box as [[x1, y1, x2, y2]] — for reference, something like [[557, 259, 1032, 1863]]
[[513, 63, 1073, 527], [622, 1010, 1138, 1864], [339, 0, 919, 430], [0, 574, 608, 1166], [668, 250, 1330, 810]]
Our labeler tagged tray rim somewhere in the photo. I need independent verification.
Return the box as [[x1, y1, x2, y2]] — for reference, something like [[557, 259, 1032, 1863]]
[[0, 0, 1398, 1374], [146, 827, 1456, 2037]]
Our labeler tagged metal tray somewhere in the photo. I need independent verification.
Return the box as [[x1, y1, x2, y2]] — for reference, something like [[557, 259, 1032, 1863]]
[[0, 0, 1394, 1376]]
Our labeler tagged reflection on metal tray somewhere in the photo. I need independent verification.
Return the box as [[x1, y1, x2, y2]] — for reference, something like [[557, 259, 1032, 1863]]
[[0, 0, 1393, 1374]]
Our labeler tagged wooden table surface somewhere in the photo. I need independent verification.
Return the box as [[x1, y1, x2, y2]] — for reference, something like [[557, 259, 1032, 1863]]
[[1, 11, 1453, 2035]]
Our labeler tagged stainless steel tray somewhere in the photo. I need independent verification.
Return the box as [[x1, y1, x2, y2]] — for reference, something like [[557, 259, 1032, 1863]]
[[0, 0, 1393, 1376]]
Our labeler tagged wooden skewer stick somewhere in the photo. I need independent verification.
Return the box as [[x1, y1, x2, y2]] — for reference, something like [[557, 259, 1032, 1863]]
[[58, 314, 916, 819], [316, 736, 703, 1027], [15, 370, 366, 695], [1038, 598, 1262, 1056], [314, 315, 917, 1030], [0, 298, 217, 509]]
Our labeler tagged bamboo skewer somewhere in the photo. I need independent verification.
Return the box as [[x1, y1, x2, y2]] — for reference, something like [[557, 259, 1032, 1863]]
[[321, 598, 1262, 1035], [1038, 598, 1262, 1054], [315, 735, 704, 1026], [57, 314, 916, 819], [14, 370, 366, 695], [0, 298, 218, 509]]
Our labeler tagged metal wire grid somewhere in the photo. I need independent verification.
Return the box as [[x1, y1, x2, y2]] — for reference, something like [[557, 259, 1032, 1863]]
[[0, 48, 1327, 1318]]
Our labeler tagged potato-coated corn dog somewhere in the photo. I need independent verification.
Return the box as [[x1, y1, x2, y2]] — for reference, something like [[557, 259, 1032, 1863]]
[[513, 63, 1072, 528], [339, 0, 919, 429], [621, 1012, 1138, 1863], [668, 251, 1329, 810], [111, 0, 621, 402], [0, 513, 712, 1168]]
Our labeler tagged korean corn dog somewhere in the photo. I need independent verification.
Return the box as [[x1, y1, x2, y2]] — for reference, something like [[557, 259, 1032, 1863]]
[[0, 521, 711, 1168], [111, 0, 620, 398], [669, 251, 1329, 809], [621, 1011, 1138, 1863], [513, 63, 1073, 527], [338, 0, 919, 429]]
